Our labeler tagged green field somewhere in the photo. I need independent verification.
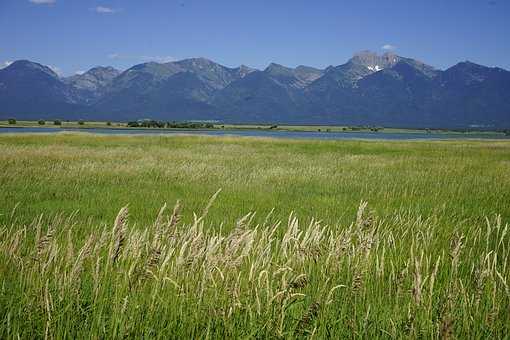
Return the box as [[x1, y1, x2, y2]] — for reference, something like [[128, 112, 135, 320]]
[[1, 133, 509, 338]]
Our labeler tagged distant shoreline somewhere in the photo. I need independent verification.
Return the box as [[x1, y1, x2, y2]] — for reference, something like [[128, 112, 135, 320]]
[[1, 120, 508, 136]]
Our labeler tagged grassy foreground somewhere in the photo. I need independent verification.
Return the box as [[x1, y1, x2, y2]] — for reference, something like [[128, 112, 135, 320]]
[[1, 133, 510, 338]]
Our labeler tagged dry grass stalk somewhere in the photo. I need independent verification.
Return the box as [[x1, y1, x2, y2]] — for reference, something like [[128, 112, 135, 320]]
[[450, 232, 464, 273], [37, 225, 55, 258], [167, 200, 182, 230], [199, 189, 221, 221], [109, 205, 128, 264], [412, 257, 423, 304], [70, 234, 96, 284]]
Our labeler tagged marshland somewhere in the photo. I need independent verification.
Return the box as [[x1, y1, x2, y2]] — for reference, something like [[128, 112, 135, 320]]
[[1, 133, 510, 338]]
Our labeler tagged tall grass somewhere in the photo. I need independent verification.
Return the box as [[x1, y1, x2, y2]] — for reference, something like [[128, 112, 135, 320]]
[[1, 134, 510, 229], [1, 196, 509, 338], [1, 134, 510, 337]]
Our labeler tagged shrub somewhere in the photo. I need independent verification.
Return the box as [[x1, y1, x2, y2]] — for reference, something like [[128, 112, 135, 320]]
[[78, 120, 85, 125], [38, 120, 46, 125], [106, 121, 112, 126], [127, 121, 140, 127], [54, 120, 62, 126], [8, 118, 16, 125]]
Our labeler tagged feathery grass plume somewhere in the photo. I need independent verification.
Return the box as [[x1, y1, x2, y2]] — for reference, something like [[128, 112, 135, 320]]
[[109, 205, 128, 264], [36, 224, 55, 258], [296, 302, 320, 335], [167, 200, 182, 230], [396, 262, 409, 295], [495, 270, 510, 297], [153, 203, 167, 242], [132, 247, 163, 287], [65, 228, 74, 264], [44, 279, 53, 340], [326, 285, 347, 305], [450, 231, 464, 273], [428, 255, 441, 311], [440, 316, 454, 339], [69, 234, 96, 284], [352, 271, 363, 292], [473, 265, 488, 306], [289, 274, 308, 290], [146, 242, 163, 279], [8, 227, 25, 258], [139, 203, 170, 280], [403, 306, 416, 335], [154, 203, 167, 227], [199, 188, 221, 221], [149, 203, 167, 263], [93, 227, 109, 259], [412, 256, 423, 304], [356, 200, 369, 229]]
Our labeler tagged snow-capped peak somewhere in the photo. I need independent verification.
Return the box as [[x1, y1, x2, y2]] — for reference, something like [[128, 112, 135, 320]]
[[367, 65, 382, 72]]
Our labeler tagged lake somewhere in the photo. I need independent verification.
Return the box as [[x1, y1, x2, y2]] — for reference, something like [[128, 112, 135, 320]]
[[0, 126, 508, 140]]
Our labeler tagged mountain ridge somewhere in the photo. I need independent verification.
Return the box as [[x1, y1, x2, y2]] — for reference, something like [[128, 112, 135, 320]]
[[1, 52, 509, 128]]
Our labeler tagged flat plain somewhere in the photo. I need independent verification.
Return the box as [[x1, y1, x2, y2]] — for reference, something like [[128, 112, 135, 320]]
[[1, 133, 509, 338]]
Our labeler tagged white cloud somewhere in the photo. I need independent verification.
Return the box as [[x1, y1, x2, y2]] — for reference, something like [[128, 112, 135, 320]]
[[108, 53, 174, 63], [75, 70, 85, 75], [1, 61, 13, 69], [29, 0, 56, 5], [381, 44, 397, 51], [94, 6, 119, 14]]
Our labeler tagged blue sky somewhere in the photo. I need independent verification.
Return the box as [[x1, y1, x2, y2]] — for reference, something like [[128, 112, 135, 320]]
[[1, 0, 509, 76]]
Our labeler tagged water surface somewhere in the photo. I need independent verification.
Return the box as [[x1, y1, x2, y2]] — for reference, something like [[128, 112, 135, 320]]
[[0, 126, 508, 140]]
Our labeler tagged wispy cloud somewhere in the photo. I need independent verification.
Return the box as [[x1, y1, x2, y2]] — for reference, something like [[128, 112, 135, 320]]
[[94, 6, 120, 14], [108, 53, 175, 63], [381, 44, 397, 51], [29, 0, 56, 5]]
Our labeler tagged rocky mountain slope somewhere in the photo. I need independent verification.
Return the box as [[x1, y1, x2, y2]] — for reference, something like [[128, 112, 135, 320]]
[[1, 52, 509, 128]]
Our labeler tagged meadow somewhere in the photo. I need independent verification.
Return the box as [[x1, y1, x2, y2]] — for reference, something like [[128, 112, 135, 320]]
[[1, 133, 509, 338]]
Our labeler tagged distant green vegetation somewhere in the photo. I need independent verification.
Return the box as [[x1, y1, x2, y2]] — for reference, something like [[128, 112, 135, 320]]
[[2, 119, 510, 137], [1, 134, 510, 337], [126, 119, 214, 129]]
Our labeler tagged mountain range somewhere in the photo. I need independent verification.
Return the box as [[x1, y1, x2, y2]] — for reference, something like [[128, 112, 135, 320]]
[[1, 51, 509, 128]]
